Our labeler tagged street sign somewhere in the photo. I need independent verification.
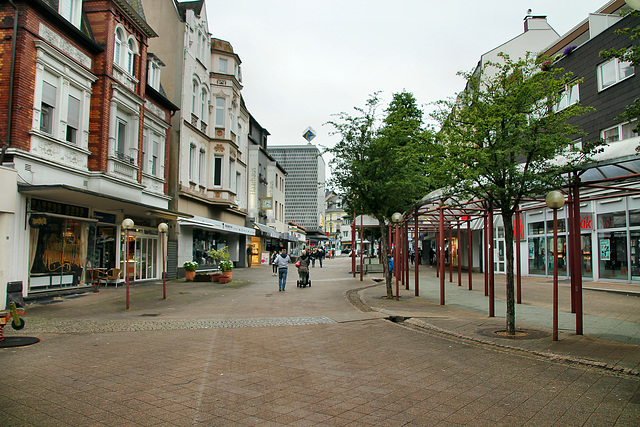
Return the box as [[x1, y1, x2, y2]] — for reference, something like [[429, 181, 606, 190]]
[[302, 126, 316, 142]]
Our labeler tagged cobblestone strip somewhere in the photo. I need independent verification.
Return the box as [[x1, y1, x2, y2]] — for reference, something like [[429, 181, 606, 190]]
[[21, 316, 337, 334]]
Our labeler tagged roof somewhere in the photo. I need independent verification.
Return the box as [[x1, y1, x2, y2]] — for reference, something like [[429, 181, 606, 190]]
[[175, 0, 205, 22]]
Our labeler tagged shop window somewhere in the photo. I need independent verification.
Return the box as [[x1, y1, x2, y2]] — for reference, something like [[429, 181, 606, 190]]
[[545, 218, 566, 233], [598, 231, 628, 279], [528, 237, 546, 275], [598, 212, 626, 229], [528, 221, 545, 235]]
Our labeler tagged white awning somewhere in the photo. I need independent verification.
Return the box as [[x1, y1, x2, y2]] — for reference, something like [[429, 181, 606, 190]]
[[178, 216, 255, 236], [253, 222, 280, 238]]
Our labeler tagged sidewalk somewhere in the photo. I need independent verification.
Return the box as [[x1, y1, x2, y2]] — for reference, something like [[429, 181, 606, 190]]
[[357, 264, 640, 376]]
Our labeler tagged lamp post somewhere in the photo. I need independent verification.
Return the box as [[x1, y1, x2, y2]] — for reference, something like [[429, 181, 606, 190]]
[[122, 218, 134, 310], [546, 190, 565, 341], [392, 212, 403, 300], [626, 0, 640, 11], [158, 222, 168, 300]]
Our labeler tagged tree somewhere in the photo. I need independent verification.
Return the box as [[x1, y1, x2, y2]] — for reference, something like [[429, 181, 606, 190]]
[[600, 10, 640, 144], [432, 53, 599, 334], [326, 91, 434, 298]]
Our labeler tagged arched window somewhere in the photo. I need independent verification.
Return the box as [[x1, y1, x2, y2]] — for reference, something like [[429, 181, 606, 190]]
[[126, 38, 138, 75], [114, 28, 125, 65], [192, 79, 199, 116], [200, 88, 208, 121]]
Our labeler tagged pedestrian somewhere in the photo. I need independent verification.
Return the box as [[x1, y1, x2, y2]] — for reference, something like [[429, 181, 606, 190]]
[[311, 248, 317, 267], [274, 248, 291, 291], [318, 247, 324, 268], [388, 253, 394, 277], [410, 249, 415, 265], [246, 245, 253, 268], [271, 251, 278, 276], [297, 250, 311, 286]]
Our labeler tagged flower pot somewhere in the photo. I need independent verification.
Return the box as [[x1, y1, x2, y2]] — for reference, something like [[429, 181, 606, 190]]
[[221, 270, 232, 280], [212, 273, 221, 282], [218, 276, 230, 284], [185, 270, 196, 281]]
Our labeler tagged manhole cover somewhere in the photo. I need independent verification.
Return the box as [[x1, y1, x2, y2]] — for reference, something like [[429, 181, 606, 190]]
[[477, 328, 549, 340]]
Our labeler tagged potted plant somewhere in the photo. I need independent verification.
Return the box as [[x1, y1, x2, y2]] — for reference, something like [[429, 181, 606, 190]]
[[219, 260, 234, 281], [183, 260, 198, 281], [208, 246, 230, 268]]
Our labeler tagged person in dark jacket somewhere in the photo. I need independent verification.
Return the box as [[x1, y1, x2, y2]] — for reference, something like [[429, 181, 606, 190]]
[[297, 250, 311, 286]]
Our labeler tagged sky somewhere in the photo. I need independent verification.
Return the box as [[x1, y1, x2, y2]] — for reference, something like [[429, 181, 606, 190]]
[[203, 0, 614, 168]]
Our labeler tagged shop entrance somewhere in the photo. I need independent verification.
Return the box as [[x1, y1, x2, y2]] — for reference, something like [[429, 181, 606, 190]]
[[121, 231, 159, 281]]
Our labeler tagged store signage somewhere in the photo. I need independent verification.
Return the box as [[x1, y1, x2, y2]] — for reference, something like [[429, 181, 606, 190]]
[[28, 214, 48, 229], [93, 211, 117, 224], [580, 214, 593, 230], [30, 198, 89, 218]]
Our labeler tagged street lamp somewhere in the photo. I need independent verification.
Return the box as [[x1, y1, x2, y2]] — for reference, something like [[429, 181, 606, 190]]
[[546, 190, 565, 341], [392, 212, 403, 300], [122, 218, 134, 310], [626, 0, 640, 11], [158, 222, 168, 300]]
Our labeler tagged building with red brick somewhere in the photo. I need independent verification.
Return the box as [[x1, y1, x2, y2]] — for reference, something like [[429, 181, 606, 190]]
[[0, 0, 178, 306]]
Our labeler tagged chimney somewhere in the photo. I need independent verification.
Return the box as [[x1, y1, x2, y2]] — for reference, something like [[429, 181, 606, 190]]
[[524, 15, 551, 32]]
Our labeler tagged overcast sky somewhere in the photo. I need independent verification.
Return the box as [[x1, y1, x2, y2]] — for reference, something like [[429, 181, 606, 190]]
[[203, 0, 614, 157]]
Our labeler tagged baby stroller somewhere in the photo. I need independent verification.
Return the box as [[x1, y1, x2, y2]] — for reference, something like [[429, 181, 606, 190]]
[[296, 262, 311, 288]]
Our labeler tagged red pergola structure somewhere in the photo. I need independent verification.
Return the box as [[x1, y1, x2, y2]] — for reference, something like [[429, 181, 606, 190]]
[[390, 151, 640, 337]]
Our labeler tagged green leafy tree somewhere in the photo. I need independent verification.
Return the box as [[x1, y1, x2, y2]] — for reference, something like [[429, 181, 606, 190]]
[[432, 53, 599, 334], [600, 10, 640, 143], [327, 91, 434, 298]]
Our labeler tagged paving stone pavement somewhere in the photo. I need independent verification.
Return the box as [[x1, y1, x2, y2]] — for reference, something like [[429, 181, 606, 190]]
[[0, 257, 639, 426]]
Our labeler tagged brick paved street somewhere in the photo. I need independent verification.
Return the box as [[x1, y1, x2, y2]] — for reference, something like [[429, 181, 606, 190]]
[[1, 257, 639, 426]]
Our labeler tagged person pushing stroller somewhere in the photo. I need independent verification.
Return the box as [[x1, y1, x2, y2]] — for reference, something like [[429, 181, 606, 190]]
[[297, 250, 311, 287]]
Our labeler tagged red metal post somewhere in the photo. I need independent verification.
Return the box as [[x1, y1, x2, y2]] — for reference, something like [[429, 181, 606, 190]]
[[457, 222, 462, 286], [395, 224, 400, 301], [436, 231, 439, 277], [162, 231, 166, 300], [449, 226, 453, 283], [360, 213, 363, 282], [439, 207, 445, 305], [467, 218, 472, 290], [483, 214, 488, 296], [415, 213, 419, 296], [515, 211, 522, 304], [574, 176, 583, 335], [553, 207, 559, 341], [125, 229, 130, 310], [352, 214, 356, 278], [488, 208, 495, 317], [405, 224, 410, 290], [568, 184, 576, 313]]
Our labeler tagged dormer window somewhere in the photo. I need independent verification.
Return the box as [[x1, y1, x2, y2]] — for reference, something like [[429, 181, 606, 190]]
[[113, 26, 138, 76], [147, 58, 161, 91], [59, 0, 81, 28]]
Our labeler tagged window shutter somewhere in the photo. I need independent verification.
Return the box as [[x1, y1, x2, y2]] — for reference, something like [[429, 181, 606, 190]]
[[42, 81, 57, 106], [67, 96, 80, 129]]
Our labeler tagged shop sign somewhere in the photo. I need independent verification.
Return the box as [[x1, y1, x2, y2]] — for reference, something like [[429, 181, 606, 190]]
[[93, 211, 116, 224], [30, 198, 89, 218], [29, 214, 48, 229], [580, 214, 593, 230], [599, 239, 610, 261]]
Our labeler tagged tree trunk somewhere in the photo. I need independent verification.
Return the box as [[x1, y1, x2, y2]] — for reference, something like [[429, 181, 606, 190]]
[[503, 210, 516, 335], [378, 218, 394, 298]]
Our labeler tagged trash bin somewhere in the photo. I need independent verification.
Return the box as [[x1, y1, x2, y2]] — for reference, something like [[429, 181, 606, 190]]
[[6, 281, 24, 308]]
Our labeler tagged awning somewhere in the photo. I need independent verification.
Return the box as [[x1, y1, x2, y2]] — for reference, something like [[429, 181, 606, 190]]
[[178, 215, 255, 236], [253, 222, 280, 238], [18, 183, 192, 220]]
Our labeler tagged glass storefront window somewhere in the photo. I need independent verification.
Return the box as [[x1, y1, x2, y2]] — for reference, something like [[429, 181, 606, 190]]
[[598, 231, 628, 280], [29, 217, 88, 290], [547, 235, 567, 276], [193, 228, 226, 266], [545, 219, 566, 233], [528, 221, 545, 235], [630, 210, 640, 227], [581, 234, 593, 278], [528, 236, 546, 275], [598, 212, 627, 229], [630, 232, 640, 281]]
